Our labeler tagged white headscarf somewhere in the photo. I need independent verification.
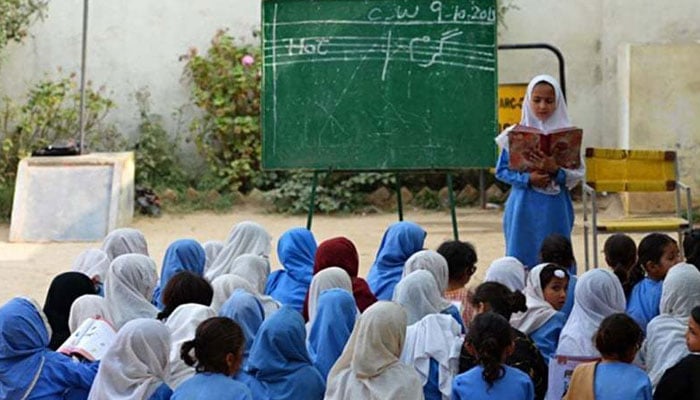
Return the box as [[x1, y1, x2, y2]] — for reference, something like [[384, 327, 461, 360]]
[[643, 263, 700, 388], [495, 74, 583, 194], [484, 256, 527, 292], [393, 270, 445, 325], [401, 313, 463, 400], [230, 254, 280, 317], [402, 250, 453, 310], [205, 221, 272, 281], [104, 254, 159, 329], [164, 304, 216, 389], [202, 241, 224, 275], [87, 318, 171, 400], [557, 269, 626, 357], [72, 249, 110, 283], [101, 228, 149, 261], [325, 301, 423, 400], [510, 263, 559, 334], [209, 274, 258, 312], [307, 267, 354, 327], [68, 294, 112, 333]]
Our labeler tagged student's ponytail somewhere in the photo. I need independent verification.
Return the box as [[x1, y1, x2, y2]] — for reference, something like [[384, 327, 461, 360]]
[[181, 339, 197, 367], [471, 282, 527, 320], [467, 312, 512, 388], [604, 234, 638, 298], [507, 290, 527, 314]]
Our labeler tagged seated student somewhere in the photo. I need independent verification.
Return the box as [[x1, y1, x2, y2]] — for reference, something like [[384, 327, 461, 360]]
[[306, 267, 353, 333], [510, 263, 569, 361], [538, 233, 578, 317], [229, 254, 281, 317], [71, 248, 111, 295], [642, 262, 700, 389], [69, 294, 111, 333], [219, 289, 265, 371], [210, 274, 257, 312], [88, 318, 170, 400], [564, 313, 651, 400], [460, 282, 547, 400], [325, 301, 423, 400], [43, 272, 97, 350], [246, 306, 325, 399], [156, 271, 214, 321], [603, 233, 638, 298], [557, 268, 626, 358], [0, 297, 98, 400], [627, 233, 681, 333], [101, 227, 149, 261], [436, 241, 479, 322], [202, 240, 224, 276], [452, 312, 534, 400], [655, 305, 700, 399], [683, 228, 700, 271], [265, 227, 318, 312], [205, 221, 272, 282], [366, 221, 427, 300], [404, 249, 466, 330], [152, 238, 206, 309], [172, 317, 253, 400], [484, 256, 526, 292], [104, 254, 159, 329]]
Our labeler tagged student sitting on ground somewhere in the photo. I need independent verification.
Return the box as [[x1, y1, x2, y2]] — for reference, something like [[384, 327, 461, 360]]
[[655, 305, 700, 399]]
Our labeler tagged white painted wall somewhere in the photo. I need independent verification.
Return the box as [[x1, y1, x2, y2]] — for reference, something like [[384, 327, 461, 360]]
[[2, 0, 700, 153]]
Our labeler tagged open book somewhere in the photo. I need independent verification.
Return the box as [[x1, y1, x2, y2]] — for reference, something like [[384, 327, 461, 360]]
[[507, 125, 583, 172], [57, 317, 117, 361]]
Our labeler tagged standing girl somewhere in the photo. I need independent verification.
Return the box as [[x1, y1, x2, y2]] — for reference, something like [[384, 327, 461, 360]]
[[172, 317, 252, 400], [452, 312, 534, 400], [495, 75, 584, 268]]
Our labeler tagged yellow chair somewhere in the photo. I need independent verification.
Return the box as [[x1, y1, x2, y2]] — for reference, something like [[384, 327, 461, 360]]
[[582, 148, 693, 269]]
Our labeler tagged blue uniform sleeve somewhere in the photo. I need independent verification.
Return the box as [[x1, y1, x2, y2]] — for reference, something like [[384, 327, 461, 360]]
[[553, 168, 567, 186], [41, 353, 98, 394], [443, 305, 466, 334], [496, 150, 531, 189], [149, 383, 173, 400], [530, 313, 566, 362]]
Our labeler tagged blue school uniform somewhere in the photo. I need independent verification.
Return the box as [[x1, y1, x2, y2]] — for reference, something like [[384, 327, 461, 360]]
[[219, 289, 265, 370], [247, 306, 325, 400], [529, 311, 567, 361], [307, 289, 357, 380], [265, 228, 317, 312], [443, 304, 466, 333], [172, 373, 252, 400], [366, 221, 426, 300], [422, 359, 442, 400], [496, 150, 575, 268], [0, 298, 97, 400], [152, 239, 206, 309], [594, 362, 652, 400], [452, 365, 534, 400], [626, 277, 662, 333]]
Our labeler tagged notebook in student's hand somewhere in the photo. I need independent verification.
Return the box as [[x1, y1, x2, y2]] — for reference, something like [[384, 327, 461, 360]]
[[57, 317, 117, 361], [507, 125, 583, 172]]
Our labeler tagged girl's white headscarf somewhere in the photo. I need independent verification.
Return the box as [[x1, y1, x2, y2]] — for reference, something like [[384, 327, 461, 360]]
[[393, 270, 445, 325], [104, 254, 159, 329], [72, 249, 110, 283], [484, 256, 527, 292], [87, 318, 171, 400], [557, 269, 626, 357], [230, 254, 280, 317], [307, 267, 354, 328], [68, 294, 112, 333], [205, 221, 272, 282], [209, 274, 258, 313], [202, 241, 224, 275], [402, 250, 453, 310], [325, 301, 423, 400], [164, 304, 216, 389], [643, 263, 700, 388], [510, 263, 559, 334], [101, 228, 149, 261]]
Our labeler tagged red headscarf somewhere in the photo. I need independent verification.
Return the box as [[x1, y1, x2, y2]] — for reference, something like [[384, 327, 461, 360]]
[[302, 237, 377, 320]]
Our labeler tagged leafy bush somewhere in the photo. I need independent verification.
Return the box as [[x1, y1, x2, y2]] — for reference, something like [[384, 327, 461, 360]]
[[181, 29, 262, 193], [0, 0, 48, 51]]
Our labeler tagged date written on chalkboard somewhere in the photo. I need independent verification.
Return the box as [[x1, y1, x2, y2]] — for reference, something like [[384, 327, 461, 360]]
[[368, 1, 496, 23]]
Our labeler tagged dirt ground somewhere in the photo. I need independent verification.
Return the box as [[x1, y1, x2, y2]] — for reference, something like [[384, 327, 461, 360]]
[[0, 203, 639, 304]]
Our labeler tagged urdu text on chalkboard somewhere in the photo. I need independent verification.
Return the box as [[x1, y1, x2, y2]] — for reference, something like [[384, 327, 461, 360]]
[[262, 0, 498, 170]]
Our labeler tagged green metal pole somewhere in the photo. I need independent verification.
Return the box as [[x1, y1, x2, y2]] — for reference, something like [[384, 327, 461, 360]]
[[306, 171, 319, 230], [395, 173, 403, 221], [447, 172, 459, 240]]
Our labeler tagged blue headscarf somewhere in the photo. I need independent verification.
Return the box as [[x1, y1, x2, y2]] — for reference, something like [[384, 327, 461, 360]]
[[265, 228, 317, 311], [219, 289, 265, 369], [366, 221, 427, 300], [152, 239, 206, 309], [0, 297, 50, 400], [247, 306, 325, 399], [307, 289, 357, 380]]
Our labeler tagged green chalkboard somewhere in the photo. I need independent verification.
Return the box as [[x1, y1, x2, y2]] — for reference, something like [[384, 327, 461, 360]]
[[262, 0, 497, 170]]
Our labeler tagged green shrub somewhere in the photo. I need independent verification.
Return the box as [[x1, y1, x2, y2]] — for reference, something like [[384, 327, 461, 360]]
[[0, 0, 48, 51]]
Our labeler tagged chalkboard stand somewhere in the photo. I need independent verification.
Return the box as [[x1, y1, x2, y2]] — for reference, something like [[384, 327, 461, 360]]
[[305, 170, 460, 241]]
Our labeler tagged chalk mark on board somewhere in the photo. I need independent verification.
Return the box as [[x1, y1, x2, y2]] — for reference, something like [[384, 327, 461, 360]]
[[418, 28, 462, 68], [265, 19, 493, 27], [381, 30, 392, 81], [272, 4, 279, 156], [267, 57, 494, 72]]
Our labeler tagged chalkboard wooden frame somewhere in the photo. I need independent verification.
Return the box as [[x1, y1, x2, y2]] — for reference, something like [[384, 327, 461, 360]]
[[262, 0, 498, 171]]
